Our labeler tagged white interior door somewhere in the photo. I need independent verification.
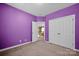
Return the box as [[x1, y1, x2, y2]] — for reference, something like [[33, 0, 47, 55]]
[[49, 15, 75, 49], [32, 21, 38, 42]]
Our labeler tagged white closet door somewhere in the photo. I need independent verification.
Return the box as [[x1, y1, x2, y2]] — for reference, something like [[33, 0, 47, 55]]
[[49, 15, 75, 49], [32, 21, 38, 42]]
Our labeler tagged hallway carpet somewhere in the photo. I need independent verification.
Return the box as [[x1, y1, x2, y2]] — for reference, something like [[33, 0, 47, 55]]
[[0, 39, 79, 56]]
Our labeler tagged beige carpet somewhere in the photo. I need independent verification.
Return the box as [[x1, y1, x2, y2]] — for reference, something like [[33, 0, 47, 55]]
[[0, 39, 79, 56]]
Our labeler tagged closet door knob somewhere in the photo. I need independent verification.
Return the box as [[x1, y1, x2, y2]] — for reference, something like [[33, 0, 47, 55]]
[[57, 33, 61, 35]]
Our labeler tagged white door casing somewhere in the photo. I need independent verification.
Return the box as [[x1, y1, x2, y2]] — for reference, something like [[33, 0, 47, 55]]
[[32, 21, 45, 42]]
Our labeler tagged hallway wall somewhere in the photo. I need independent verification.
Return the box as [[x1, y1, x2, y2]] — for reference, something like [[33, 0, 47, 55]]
[[0, 3, 36, 49]]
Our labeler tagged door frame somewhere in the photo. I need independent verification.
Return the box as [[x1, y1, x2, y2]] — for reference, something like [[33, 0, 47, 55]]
[[32, 21, 45, 42]]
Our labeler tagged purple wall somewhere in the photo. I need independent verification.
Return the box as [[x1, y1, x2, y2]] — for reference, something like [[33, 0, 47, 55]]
[[36, 16, 45, 22], [75, 12, 79, 49], [45, 4, 79, 49], [0, 3, 36, 49]]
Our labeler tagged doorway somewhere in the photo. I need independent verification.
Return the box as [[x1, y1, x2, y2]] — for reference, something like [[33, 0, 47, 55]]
[[38, 26, 45, 40], [32, 21, 45, 42]]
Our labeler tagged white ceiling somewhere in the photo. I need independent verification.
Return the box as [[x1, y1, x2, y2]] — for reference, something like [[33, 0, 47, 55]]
[[7, 3, 75, 16]]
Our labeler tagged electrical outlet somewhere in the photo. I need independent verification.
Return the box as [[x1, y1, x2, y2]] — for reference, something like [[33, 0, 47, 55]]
[[19, 40, 22, 43]]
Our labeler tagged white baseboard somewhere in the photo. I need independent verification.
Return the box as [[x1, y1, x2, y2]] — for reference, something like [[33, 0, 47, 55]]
[[45, 41, 51, 43], [0, 41, 31, 52], [1, 41, 79, 53], [46, 41, 79, 52], [73, 49, 79, 52]]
